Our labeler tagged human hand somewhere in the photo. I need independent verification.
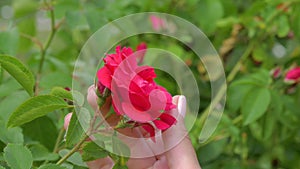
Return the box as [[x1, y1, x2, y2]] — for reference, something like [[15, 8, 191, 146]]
[[64, 85, 201, 169]]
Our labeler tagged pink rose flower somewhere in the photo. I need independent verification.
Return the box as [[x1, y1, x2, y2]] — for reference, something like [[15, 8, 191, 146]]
[[97, 45, 176, 141], [284, 67, 300, 84], [270, 67, 282, 79], [149, 15, 166, 31]]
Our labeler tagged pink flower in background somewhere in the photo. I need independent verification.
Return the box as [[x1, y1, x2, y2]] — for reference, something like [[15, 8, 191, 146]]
[[150, 15, 166, 31], [97, 45, 176, 141], [270, 67, 282, 79], [284, 67, 300, 84]]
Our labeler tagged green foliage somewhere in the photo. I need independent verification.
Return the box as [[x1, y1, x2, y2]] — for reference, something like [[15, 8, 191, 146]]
[[7, 95, 70, 128], [1, 0, 300, 168], [81, 141, 108, 161], [3, 144, 33, 169], [0, 55, 35, 96]]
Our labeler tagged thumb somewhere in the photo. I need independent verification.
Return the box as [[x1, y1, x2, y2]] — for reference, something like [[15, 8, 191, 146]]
[[163, 95, 201, 169]]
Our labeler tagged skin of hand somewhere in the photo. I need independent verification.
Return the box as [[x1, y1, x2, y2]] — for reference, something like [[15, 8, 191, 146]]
[[64, 85, 201, 169]]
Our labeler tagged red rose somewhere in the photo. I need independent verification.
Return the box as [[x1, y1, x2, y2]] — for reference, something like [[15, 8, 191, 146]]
[[284, 67, 300, 84], [97, 45, 176, 141]]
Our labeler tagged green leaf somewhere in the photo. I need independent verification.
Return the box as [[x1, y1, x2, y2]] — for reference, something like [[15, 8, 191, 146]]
[[277, 15, 290, 38], [242, 88, 271, 125], [112, 136, 130, 157], [22, 116, 58, 150], [4, 144, 33, 169], [65, 112, 84, 148], [59, 149, 88, 167], [38, 164, 67, 169], [0, 119, 23, 144], [197, 139, 227, 163], [0, 55, 35, 96], [7, 95, 70, 128], [29, 144, 59, 161], [82, 141, 108, 161], [227, 84, 253, 112], [231, 69, 271, 87], [197, 0, 224, 35], [50, 87, 73, 101]]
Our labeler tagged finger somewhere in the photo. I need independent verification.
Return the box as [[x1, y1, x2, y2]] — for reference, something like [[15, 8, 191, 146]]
[[148, 155, 169, 169], [163, 96, 201, 169]]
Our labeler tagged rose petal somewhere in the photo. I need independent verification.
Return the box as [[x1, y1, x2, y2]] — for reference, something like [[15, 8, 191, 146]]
[[97, 66, 112, 89], [159, 113, 176, 126], [122, 102, 152, 122], [153, 120, 170, 130], [141, 123, 156, 142]]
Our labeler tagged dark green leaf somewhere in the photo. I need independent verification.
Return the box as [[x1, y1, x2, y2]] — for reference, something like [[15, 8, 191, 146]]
[[7, 95, 70, 128], [38, 164, 68, 169], [29, 144, 59, 161], [0, 55, 35, 96], [227, 84, 253, 112], [22, 116, 58, 150], [197, 139, 227, 163], [82, 141, 108, 161], [242, 87, 271, 125], [4, 144, 33, 169], [65, 112, 83, 148]]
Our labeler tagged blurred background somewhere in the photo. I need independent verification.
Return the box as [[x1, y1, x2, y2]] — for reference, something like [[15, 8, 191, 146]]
[[1, 0, 300, 168]]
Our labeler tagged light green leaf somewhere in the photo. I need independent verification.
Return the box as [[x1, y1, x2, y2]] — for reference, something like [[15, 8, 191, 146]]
[[277, 15, 290, 38], [38, 164, 67, 169], [0, 119, 23, 144], [4, 144, 33, 169], [112, 136, 130, 160], [0, 55, 35, 96], [82, 141, 108, 161], [29, 144, 59, 161], [242, 88, 271, 125], [59, 149, 88, 167], [7, 95, 70, 128]]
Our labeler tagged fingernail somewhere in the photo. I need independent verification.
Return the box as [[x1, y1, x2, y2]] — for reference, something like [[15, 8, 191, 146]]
[[178, 95, 186, 117]]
